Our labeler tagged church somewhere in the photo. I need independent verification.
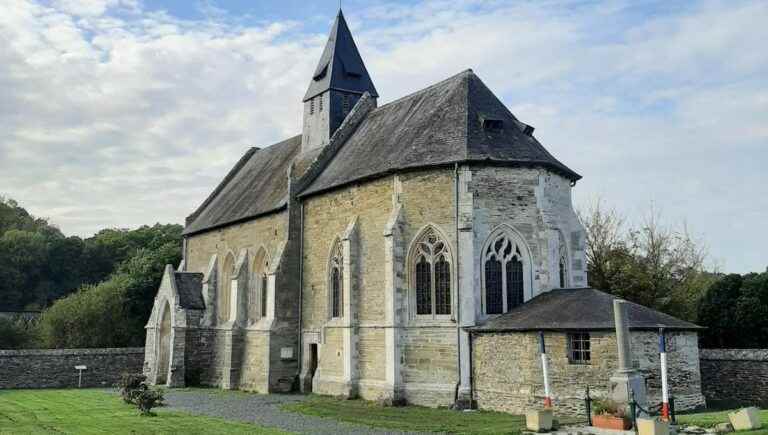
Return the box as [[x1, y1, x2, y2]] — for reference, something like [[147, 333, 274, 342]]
[[143, 10, 706, 415]]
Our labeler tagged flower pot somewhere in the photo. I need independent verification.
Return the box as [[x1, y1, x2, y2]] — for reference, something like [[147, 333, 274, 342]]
[[593, 414, 632, 430], [636, 417, 670, 435], [526, 409, 554, 432]]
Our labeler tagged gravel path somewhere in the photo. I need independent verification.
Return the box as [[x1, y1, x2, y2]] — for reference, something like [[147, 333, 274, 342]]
[[163, 389, 435, 435]]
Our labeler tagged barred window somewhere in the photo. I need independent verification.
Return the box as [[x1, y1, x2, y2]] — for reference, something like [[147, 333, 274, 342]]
[[319, 94, 324, 112], [568, 332, 591, 364], [482, 230, 529, 315], [310, 98, 315, 115], [409, 227, 452, 318], [485, 258, 503, 314], [559, 255, 567, 288], [559, 232, 569, 288], [507, 257, 524, 310], [329, 240, 343, 319], [415, 256, 432, 315], [260, 273, 268, 317]]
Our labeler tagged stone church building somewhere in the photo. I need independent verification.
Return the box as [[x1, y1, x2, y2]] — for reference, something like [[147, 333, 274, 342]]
[[144, 11, 705, 415]]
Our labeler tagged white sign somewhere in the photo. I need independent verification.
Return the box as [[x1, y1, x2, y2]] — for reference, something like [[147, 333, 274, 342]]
[[74, 365, 87, 370], [280, 347, 294, 360]]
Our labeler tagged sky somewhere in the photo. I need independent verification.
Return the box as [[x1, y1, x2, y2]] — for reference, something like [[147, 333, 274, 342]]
[[1, 0, 766, 273]]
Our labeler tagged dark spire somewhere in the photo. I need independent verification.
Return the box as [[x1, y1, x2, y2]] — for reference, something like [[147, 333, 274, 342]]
[[303, 10, 378, 102]]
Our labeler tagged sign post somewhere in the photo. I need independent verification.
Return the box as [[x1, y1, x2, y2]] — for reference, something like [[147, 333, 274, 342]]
[[75, 365, 87, 388], [539, 331, 552, 408], [659, 328, 670, 421]]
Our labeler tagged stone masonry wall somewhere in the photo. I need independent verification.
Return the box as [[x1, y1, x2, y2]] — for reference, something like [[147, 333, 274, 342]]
[[700, 349, 768, 407], [471, 331, 705, 417], [0, 348, 144, 389], [470, 166, 587, 309]]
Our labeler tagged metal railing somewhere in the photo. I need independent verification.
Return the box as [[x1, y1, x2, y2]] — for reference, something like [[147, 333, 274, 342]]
[[584, 387, 676, 430]]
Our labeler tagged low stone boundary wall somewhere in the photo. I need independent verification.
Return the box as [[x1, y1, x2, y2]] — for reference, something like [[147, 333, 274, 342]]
[[700, 349, 768, 407], [0, 347, 144, 389]]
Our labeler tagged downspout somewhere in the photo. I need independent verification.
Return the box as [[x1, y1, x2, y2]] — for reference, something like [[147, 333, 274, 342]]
[[296, 200, 305, 385], [454, 162, 462, 403]]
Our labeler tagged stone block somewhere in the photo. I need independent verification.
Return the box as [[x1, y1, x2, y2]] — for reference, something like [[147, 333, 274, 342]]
[[728, 407, 762, 431], [526, 409, 554, 432], [637, 418, 670, 435]]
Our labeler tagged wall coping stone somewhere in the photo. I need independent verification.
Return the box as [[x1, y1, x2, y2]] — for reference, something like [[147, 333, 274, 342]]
[[0, 347, 145, 357], [700, 349, 768, 361]]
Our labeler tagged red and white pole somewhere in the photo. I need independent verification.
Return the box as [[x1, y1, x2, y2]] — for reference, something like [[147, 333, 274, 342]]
[[539, 331, 552, 408], [659, 327, 670, 421]]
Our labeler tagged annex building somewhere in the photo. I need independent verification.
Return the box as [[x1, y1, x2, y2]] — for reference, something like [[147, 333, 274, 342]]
[[144, 10, 705, 415]]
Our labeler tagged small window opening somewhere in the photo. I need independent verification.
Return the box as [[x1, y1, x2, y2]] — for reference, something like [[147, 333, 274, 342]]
[[523, 124, 535, 136], [482, 118, 504, 130], [568, 332, 591, 364]]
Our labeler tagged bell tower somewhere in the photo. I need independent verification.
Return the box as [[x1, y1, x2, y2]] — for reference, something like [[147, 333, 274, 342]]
[[302, 10, 378, 153]]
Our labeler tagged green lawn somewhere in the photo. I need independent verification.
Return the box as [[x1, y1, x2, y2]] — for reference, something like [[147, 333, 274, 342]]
[[282, 395, 534, 434], [678, 408, 768, 435], [0, 389, 288, 435]]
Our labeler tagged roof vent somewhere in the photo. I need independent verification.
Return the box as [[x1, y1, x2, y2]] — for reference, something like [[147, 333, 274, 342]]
[[522, 124, 535, 136], [480, 115, 504, 131]]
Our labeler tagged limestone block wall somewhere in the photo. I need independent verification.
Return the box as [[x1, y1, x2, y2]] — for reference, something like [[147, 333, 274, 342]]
[[471, 330, 705, 416], [398, 169, 459, 406], [0, 348, 144, 389], [700, 349, 768, 407], [302, 177, 393, 397]]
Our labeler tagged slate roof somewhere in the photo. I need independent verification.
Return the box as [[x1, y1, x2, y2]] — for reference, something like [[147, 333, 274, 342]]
[[469, 288, 702, 332], [183, 135, 301, 235], [303, 10, 378, 102], [174, 272, 205, 310], [299, 69, 580, 197]]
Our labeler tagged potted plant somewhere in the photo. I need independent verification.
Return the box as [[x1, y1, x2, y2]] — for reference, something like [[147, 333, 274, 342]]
[[591, 399, 632, 430]]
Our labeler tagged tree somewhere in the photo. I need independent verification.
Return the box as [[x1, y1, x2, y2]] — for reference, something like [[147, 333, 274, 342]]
[[698, 272, 768, 348], [579, 200, 714, 321]]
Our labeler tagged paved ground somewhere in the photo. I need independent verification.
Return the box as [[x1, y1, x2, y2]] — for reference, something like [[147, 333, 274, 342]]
[[163, 389, 434, 435]]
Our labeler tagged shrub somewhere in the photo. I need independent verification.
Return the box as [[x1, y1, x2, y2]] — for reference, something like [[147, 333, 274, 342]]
[[135, 387, 165, 416], [117, 373, 147, 404]]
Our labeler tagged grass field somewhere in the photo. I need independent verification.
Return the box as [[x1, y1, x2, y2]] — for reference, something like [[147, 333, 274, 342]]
[[282, 395, 533, 435], [678, 407, 768, 434], [0, 389, 288, 435]]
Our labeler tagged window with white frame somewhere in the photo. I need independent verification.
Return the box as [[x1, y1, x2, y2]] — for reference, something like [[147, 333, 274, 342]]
[[410, 227, 452, 318], [568, 332, 591, 364], [483, 232, 527, 314], [329, 239, 343, 319]]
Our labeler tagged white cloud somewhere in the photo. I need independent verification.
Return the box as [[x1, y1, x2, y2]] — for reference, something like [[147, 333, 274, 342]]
[[0, 0, 766, 273]]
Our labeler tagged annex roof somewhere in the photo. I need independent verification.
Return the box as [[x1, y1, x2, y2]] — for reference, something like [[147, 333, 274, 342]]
[[174, 272, 205, 310], [469, 288, 703, 332]]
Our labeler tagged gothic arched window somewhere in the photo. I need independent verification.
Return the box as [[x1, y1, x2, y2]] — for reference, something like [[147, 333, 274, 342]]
[[482, 230, 529, 315], [409, 227, 452, 318], [329, 240, 343, 319], [249, 248, 269, 322], [261, 272, 268, 317], [219, 253, 236, 323]]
